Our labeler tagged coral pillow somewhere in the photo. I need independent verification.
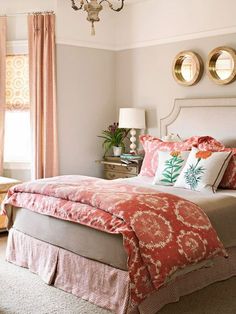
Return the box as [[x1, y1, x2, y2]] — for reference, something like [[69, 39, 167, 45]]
[[219, 148, 236, 189], [139, 135, 225, 177], [196, 136, 225, 151]]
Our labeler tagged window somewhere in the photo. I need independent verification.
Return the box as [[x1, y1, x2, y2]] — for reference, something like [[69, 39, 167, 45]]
[[4, 55, 31, 164]]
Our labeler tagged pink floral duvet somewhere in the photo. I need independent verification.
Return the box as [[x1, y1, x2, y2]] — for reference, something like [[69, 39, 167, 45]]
[[3, 175, 227, 308]]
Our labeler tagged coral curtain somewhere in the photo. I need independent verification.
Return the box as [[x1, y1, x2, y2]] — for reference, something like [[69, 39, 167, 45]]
[[28, 13, 58, 179], [0, 16, 6, 175]]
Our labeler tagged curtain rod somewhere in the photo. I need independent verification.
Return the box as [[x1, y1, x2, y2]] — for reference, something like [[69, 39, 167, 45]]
[[1, 11, 54, 17]]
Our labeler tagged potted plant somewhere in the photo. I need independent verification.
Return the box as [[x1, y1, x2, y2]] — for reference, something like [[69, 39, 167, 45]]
[[98, 122, 129, 157]]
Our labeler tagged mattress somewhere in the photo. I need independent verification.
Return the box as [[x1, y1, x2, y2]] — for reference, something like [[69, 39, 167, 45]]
[[10, 176, 236, 271], [12, 208, 128, 270]]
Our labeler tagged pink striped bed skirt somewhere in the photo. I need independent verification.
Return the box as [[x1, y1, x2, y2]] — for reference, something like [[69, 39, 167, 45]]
[[6, 229, 236, 314]]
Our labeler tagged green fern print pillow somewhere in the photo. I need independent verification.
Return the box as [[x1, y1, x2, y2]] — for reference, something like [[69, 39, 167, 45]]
[[174, 147, 232, 192], [153, 151, 190, 186]]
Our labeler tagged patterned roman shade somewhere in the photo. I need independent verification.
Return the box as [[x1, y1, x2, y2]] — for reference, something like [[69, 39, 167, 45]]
[[6, 55, 30, 110]]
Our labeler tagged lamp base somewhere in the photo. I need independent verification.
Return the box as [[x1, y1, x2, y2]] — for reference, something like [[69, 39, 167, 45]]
[[130, 128, 137, 154]]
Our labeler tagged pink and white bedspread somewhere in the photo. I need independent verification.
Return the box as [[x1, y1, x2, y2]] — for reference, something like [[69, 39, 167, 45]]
[[3, 175, 227, 309]]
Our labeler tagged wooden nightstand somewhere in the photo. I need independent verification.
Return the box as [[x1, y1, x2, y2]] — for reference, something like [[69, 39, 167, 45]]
[[98, 157, 143, 180], [0, 176, 21, 232]]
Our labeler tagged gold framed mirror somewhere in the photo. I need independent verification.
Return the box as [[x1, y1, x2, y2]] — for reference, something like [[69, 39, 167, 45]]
[[207, 46, 236, 85], [172, 51, 203, 86]]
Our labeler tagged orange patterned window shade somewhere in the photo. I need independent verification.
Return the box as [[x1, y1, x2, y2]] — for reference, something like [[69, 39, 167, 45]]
[[6, 55, 30, 111]]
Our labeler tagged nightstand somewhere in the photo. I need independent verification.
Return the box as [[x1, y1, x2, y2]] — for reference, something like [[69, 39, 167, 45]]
[[0, 176, 21, 232], [98, 156, 143, 180]]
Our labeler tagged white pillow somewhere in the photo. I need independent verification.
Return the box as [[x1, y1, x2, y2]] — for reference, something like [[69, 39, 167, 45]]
[[153, 150, 190, 186], [174, 147, 232, 192]]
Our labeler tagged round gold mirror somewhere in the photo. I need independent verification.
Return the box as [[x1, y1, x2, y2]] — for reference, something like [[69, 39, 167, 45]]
[[207, 46, 236, 85], [172, 51, 203, 86]]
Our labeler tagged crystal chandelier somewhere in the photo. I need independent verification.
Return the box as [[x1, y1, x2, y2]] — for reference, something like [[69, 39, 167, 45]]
[[71, 0, 125, 35]]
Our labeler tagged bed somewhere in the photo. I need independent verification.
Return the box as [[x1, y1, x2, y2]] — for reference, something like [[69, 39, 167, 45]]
[[4, 97, 236, 314]]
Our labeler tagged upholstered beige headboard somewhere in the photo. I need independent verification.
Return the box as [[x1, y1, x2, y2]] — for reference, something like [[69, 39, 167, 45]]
[[160, 98, 236, 147]]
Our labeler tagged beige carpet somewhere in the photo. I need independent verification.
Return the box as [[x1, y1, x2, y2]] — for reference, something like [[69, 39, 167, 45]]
[[1, 234, 236, 314]]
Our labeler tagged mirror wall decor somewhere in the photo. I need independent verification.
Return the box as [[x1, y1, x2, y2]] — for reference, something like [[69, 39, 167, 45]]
[[172, 51, 203, 86], [207, 46, 236, 85]]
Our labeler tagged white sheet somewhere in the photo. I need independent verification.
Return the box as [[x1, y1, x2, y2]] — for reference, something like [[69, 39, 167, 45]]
[[121, 175, 236, 198]]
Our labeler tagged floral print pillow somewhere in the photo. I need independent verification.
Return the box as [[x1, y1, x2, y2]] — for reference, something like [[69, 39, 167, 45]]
[[174, 147, 232, 192], [139, 135, 225, 177], [153, 151, 190, 186]]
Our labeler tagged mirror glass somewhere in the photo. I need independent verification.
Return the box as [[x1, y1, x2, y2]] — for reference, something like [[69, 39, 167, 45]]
[[181, 55, 197, 82], [172, 51, 203, 86], [215, 51, 234, 80], [207, 47, 236, 85]]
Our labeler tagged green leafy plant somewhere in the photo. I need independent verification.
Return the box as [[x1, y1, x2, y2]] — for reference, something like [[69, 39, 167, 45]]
[[184, 163, 205, 190], [161, 151, 184, 184], [184, 150, 212, 190], [98, 122, 130, 156]]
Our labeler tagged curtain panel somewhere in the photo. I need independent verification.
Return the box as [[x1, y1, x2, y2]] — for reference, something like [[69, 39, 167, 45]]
[[28, 13, 58, 179], [0, 16, 7, 175]]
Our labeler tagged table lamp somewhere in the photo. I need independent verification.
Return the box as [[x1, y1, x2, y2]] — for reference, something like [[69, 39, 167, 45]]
[[119, 108, 146, 154]]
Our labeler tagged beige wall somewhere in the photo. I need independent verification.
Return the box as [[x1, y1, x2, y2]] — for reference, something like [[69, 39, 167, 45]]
[[5, 0, 236, 51], [115, 0, 236, 49], [3, 45, 116, 180], [115, 33, 236, 136], [2, 0, 115, 48], [57, 44, 116, 177], [1, 0, 55, 41], [2, 1, 236, 179]]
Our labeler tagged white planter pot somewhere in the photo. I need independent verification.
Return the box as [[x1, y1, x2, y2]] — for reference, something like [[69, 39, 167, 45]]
[[113, 146, 122, 157]]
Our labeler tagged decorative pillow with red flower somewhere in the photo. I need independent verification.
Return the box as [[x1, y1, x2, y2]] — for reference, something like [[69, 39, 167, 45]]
[[219, 148, 236, 189], [139, 135, 225, 177], [174, 147, 232, 192]]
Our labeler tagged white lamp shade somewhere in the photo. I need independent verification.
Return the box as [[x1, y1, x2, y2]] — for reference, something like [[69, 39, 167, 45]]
[[119, 108, 146, 129]]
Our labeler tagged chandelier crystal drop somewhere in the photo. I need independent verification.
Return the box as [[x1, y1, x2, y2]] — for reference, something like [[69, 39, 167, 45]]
[[71, 0, 125, 35]]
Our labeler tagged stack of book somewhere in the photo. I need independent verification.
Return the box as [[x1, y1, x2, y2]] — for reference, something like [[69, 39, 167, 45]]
[[120, 154, 143, 165]]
